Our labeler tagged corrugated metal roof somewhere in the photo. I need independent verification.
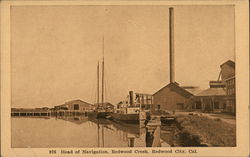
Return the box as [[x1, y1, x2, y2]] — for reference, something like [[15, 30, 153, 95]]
[[153, 82, 193, 98], [184, 88, 203, 95], [64, 99, 92, 105], [196, 88, 226, 97]]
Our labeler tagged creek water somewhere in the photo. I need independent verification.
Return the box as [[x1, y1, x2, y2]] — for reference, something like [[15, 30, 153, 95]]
[[11, 116, 175, 148]]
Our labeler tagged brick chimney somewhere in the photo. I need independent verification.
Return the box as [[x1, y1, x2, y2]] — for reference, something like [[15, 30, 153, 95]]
[[169, 7, 175, 83]]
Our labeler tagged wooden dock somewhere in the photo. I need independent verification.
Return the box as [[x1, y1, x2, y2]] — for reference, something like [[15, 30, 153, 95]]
[[11, 108, 88, 117], [145, 115, 162, 147]]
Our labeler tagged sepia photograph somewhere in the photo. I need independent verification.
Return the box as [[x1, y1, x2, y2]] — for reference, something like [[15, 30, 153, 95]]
[[1, 0, 249, 156]]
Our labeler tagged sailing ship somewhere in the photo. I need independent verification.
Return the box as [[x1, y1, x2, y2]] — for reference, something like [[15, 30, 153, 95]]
[[88, 37, 112, 119], [111, 91, 147, 124]]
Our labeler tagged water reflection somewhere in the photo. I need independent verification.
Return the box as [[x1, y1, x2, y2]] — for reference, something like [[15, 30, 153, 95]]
[[11, 116, 172, 148], [56, 116, 88, 124], [88, 116, 144, 147]]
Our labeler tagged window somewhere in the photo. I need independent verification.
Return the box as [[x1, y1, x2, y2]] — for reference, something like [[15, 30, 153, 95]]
[[223, 103, 227, 109], [157, 104, 161, 110], [192, 103, 196, 109], [214, 102, 219, 109], [74, 104, 79, 110], [196, 101, 202, 109], [146, 104, 151, 110], [176, 103, 184, 110]]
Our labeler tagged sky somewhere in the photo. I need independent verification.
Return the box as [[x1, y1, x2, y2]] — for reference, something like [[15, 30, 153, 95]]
[[11, 5, 235, 108]]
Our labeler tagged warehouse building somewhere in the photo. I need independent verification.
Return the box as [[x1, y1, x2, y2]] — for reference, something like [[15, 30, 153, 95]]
[[54, 99, 93, 111]]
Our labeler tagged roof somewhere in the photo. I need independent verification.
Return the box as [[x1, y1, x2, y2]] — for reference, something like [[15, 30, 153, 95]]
[[183, 87, 203, 95], [220, 60, 235, 68], [65, 99, 92, 105], [56, 99, 93, 107], [209, 81, 226, 88], [196, 88, 226, 97], [153, 82, 193, 98]]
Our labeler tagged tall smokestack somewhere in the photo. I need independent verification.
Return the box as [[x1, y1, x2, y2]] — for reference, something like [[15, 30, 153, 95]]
[[129, 91, 134, 106], [169, 7, 175, 83]]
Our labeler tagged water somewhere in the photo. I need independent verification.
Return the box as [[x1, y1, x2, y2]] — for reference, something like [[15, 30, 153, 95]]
[[11, 116, 173, 148]]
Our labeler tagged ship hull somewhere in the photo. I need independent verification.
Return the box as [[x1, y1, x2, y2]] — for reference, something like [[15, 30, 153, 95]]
[[88, 111, 111, 119], [111, 113, 139, 124]]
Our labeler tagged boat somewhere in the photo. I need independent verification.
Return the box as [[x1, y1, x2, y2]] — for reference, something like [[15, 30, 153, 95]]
[[88, 37, 112, 119], [160, 115, 176, 125], [88, 106, 113, 119], [111, 91, 147, 124], [88, 110, 111, 119], [111, 110, 140, 124]]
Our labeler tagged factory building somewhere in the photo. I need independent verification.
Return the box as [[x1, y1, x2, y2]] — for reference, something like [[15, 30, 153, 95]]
[[152, 8, 235, 115], [190, 60, 235, 113], [220, 60, 236, 114], [153, 82, 193, 112], [220, 60, 235, 81], [152, 8, 193, 113], [192, 86, 227, 113]]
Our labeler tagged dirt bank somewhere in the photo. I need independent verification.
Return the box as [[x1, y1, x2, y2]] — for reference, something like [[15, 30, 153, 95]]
[[175, 115, 236, 147]]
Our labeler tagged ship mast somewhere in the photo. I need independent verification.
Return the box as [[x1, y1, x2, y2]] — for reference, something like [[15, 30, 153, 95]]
[[101, 37, 105, 147], [101, 37, 105, 108], [97, 61, 99, 108], [97, 62, 100, 147]]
